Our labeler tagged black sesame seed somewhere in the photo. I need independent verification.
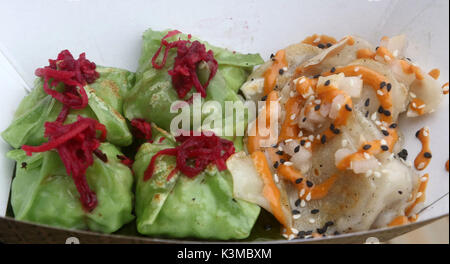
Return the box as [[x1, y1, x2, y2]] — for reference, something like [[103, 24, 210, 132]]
[[292, 209, 301, 215], [315, 104, 321, 111], [295, 199, 301, 207], [280, 159, 286, 164], [334, 231, 340, 236], [302, 117, 307, 123], [232, 198, 237, 203], [398, 191, 403, 195], [363, 144, 372, 150], [295, 178, 303, 184], [398, 149, 408, 161], [313, 74, 321, 79], [321, 135, 327, 144], [326, 43, 333, 48], [273, 161, 279, 169], [380, 81, 386, 89], [365, 111, 369, 118], [384, 110, 391, 117], [381, 145, 389, 151], [306, 181, 314, 188], [276, 150, 284, 156], [21, 162, 27, 169], [424, 152, 432, 159], [382, 130, 390, 136], [324, 80, 331, 86], [332, 128, 340, 134], [318, 43, 326, 49], [416, 130, 421, 138], [304, 230, 313, 236], [378, 106, 384, 113], [300, 140, 306, 146], [345, 104, 353, 111], [364, 98, 370, 107], [311, 209, 320, 214], [270, 53, 275, 59], [325, 221, 334, 227], [294, 145, 300, 153], [375, 46, 379, 51], [261, 95, 268, 101], [386, 83, 392, 92], [331, 67, 336, 73], [317, 228, 326, 235], [279, 68, 285, 75], [389, 123, 398, 129]]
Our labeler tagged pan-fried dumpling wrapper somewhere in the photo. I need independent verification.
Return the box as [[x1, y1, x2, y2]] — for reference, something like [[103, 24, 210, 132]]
[[8, 143, 135, 233], [133, 126, 260, 240], [2, 66, 135, 148], [240, 43, 321, 102]]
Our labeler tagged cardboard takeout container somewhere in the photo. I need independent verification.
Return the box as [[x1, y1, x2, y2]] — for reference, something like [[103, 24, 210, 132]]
[[0, 0, 448, 244]]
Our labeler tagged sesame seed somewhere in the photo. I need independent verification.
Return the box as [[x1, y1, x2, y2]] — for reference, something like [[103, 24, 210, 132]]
[[424, 152, 432, 159], [302, 117, 307, 123], [305, 142, 311, 148], [318, 43, 326, 49], [417, 104, 426, 109], [375, 120, 382, 126], [279, 68, 285, 75], [325, 80, 331, 86], [410, 92, 417, 98], [345, 104, 353, 111], [389, 123, 398, 129], [398, 149, 408, 161], [384, 110, 391, 116], [381, 145, 389, 151], [380, 82, 386, 89], [321, 135, 327, 144], [308, 135, 315, 141], [274, 174, 279, 183], [261, 95, 268, 101], [280, 159, 286, 164], [325, 221, 334, 227], [331, 67, 336, 73], [273, 161, 279, 169], [387, 83, 392, 92], [363, 152, 371, 160], [298, 131, 303, 137], [374, 171, 382, 178], [315, 104, 321, 111], [285, 139, 293, 143], [295, 178, 303, 184], [313, 74, 321, 79], [382, 130, 390, 136], [354, 67, 360, 72], [363, 144, 372, 150], [418, 162, 426, 170], [306, 192, 312, 201], [365, 170, 373, 177], [290, 114, 296, 120], [276, 150, 284, 155], [306, 180, 314, 188], [311, 209, 320, 214], [314, 99, 322, 104], [284, 161, 293, 166], [371, 112, 377, 121], [300, 188, 306, 197], [341, 139, 348, 147], [384, 55, 391, 61], [309, 218, 316, 224], [377, 90, 384, 96], [300, 200, 306, 207], [299, 78, 306, 84], [295, 199, 301, 207], [292, 209, 301, 215], [364, 98, 370, 107], [416, 192, 423, 199], [327, 43, 333, 48], [293, 214, 301, 220], [381, 139, 387, 145], [421, 176, 428, 182], [365, 111, 369, 118], [294, 145, 300, 153]]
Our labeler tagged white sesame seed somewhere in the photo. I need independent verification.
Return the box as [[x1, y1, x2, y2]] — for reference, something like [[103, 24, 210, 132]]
[[288, 234, 295, 240], [371, 112, 377, 121], [285, 138, 293, 143], [417, 104, 426, 109], [284, 161, 293, 166], [412, 102, 417, 108], [417, 162, 426, 170], [365, 170, 373, 177], [299, 78, 306, 84], [377, 90, 384, 96], [282, 67, 288, 71], [381, 169, 389, 174], [300, 200, 306, 207], [393, 50, 399, 57], [278, 146, 284, 151], [298, 131, 303, 137], [313, 37, 320, 43], [410, 92, 417, 98], [283, 234, 289, 239], [316, 134, 321, 140], [416, 192, 423, 199], [354, 67, 360, 72], [306, 192, 312, 201], [336, 104, 342, 110], [374, 171, 382, 178], [314, 99, 322, 104], [290, 91, 296, 97], [290, 114, 296, 120], [342, 139, 348, 147], [381, 139, 387, 145], [363, 152, 371, 160], [375, 121, 382, 126], [293, 214, 301, 220], [305, 142, 311, 148], [309, 218, 316, 224], [291, 228, 299, 234], [274, 174, 279, 183], [300, 189, 306, 197], [421, 176, 428, 182], [384, 55, 391, 61], [308, 135, 315, 141], [423, 127, 430, 137]]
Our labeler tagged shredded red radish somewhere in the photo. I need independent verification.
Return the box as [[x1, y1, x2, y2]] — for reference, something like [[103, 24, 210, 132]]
[[130, 118, 153, 142], [22, 116, 107, 212], [144, 132, 235, 181], [151, 30, 218, 99], [35, 50, 99, 122]]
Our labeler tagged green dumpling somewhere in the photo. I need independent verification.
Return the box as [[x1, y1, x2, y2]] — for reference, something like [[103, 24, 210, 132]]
[[123, 29, 263, 149], [133, 127, 260, 240], [1, 66, 135, 148], [8, 143, 134, 233]]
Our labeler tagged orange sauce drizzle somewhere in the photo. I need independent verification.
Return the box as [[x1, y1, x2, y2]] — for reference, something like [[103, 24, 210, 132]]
[[279, 96, 302, 142], [247, 91, 278, 154], [414, 127, 432, 171], [405, 173, 429, 216], [442, 82, 449, 95], [302, 34, 337, 48], [428, 68, 440, 80], [446, 160, 449, 172], [388, 216, 409, 227], [357, 49, 376, 59], [376, 46, 394, 62], [399, 60, 424, 80], [409, 98, 426, 116], [251, 151, 287, 227], [263, 50, 287, 95]]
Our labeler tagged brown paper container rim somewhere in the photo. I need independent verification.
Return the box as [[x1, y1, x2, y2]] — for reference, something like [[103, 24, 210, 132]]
[[1, 213, 448, 244]]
